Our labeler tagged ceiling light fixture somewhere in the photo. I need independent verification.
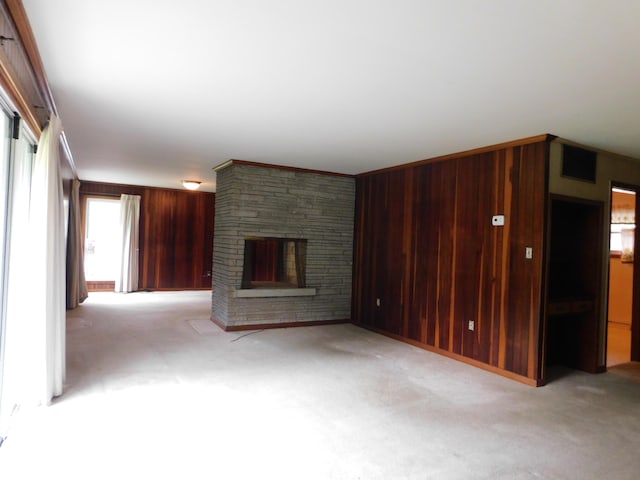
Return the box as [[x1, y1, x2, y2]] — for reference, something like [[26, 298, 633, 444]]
[[182, 180, 201, 190]]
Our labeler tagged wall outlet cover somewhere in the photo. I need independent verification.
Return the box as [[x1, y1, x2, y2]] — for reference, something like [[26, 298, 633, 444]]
[[491, 215, 505, 226]]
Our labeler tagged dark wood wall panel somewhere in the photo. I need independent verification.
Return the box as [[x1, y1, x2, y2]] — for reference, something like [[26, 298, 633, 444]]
[[504, 143, 548, 377], [352, 139, 549, 383], [80, 181, 215, 290]]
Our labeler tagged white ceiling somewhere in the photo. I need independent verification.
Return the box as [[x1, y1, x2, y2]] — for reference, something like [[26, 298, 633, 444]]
[[21, 0, 640, 192]]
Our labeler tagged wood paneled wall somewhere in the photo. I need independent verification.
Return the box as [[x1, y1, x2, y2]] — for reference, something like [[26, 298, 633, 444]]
[[352, 138, 550, 384], [80, 181, 215, 290], [1, 1, 50, 136]]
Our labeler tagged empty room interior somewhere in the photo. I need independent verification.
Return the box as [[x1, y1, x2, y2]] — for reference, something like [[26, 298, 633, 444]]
[[1, 1, 640, 479]]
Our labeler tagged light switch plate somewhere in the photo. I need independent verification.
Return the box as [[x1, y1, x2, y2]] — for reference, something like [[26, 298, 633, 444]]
[[492, 215, 505, 226], [525, 247, 533, 259]]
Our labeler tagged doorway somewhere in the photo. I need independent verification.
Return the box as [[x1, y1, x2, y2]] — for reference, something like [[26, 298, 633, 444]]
[[84, 197, 120, 291], [606, 186, 636, 366]]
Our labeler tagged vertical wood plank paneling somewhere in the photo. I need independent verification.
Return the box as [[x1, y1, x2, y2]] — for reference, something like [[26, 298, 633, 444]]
[[453, 153, 496, 359], [408, 165, 429, 344], [505, 148, 526, 375], [365, 175, 381, 326], [524, 142, 547, 378], [351, 177, 366, 325], [352, 139, 549, 383], [476, 152, 499, 364], [143, 188, 215, 289], [503, 144, 547, 377], [497, 148, 513, 370], [175, 192, 193, 284], [143, 189, 177, 288], [380, 170, 407, 335], [402, 168, 415, 338], [434, 161, 457, 351], [493, 151, 507, 365], [352, 175, 380, 328]]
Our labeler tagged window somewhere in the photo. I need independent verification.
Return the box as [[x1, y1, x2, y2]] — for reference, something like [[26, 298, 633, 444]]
[[84, 197, 121, 281], [241, 237, 307, 288], [610, 224, 634, 256], [610, 188, 636, 263]]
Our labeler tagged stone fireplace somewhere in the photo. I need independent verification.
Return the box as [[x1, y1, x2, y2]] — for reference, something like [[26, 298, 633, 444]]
[[211, 160, 355, 329]]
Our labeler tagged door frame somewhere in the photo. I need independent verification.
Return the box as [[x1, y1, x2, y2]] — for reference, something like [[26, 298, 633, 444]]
[[611, 182, 640, 361], [81, 194, 121, 291]]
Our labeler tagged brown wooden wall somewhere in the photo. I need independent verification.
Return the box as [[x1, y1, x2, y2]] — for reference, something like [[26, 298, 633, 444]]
[[352, 138, 550, 384], [80, 181, 215, 290]]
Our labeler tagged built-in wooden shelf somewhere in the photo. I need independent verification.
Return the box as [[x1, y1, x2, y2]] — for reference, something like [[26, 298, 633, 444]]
[[547, 298, 594, 316]]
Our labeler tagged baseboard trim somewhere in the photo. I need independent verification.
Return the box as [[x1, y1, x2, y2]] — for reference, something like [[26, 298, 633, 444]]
[[210, 315, 349, 332], [209, 316, 540, 385], [352, 322, 540, 387], [87, 280, 115, 292], [138, 288, 212, 292]]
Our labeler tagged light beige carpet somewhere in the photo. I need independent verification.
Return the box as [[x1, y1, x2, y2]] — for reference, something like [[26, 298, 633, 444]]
[[187, 317, 223, 335], [608, 361, 640, 383], [1, 291, 639, 480]]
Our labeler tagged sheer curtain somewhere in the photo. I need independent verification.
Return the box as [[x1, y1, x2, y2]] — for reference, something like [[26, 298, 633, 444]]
[[66, 179, 88, 308], [114, 194, 140, 293], [1, 115, 68, 408], [0, 116, 35, 432], [0, 111, 12, 435], [29, 115, 66, 405]]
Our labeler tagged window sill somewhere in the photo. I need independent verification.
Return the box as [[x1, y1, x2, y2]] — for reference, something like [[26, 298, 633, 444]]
[[233, 287, 317, 298]]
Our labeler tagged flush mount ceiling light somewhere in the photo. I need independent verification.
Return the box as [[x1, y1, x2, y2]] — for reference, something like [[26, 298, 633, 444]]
[[182, 180, 201, 190]]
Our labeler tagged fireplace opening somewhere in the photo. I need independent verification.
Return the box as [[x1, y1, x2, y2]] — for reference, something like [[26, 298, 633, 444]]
[[241, 237, 307, 288]]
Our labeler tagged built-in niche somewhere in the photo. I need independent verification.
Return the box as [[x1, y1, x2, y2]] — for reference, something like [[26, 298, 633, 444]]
[[241, 237, 307, 289], [545, 196, 603, 373]]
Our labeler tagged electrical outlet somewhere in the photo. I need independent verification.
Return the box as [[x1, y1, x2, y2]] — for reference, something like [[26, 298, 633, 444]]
[[491, 215, 505, 226], [468, 320, 475, 331]]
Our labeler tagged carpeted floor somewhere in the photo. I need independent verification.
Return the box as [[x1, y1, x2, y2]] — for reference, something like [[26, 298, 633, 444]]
[[608, 362, 640, 383], [1, 291, 639, 479]]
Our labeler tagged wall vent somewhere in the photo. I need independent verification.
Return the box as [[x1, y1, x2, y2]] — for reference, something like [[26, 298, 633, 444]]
[[562, 144, 597, 183]]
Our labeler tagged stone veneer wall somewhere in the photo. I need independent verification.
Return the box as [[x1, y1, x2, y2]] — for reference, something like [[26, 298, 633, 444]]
[[211, 162, 355, 328]]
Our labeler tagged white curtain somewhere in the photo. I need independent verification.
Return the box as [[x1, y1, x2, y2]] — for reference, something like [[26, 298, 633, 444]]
[[0, 117, 35, 430], [0, 113, 13, 434], [30, 115, 65, 405], [2, 115, 66, 407], [114, 194, 140, 293]]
